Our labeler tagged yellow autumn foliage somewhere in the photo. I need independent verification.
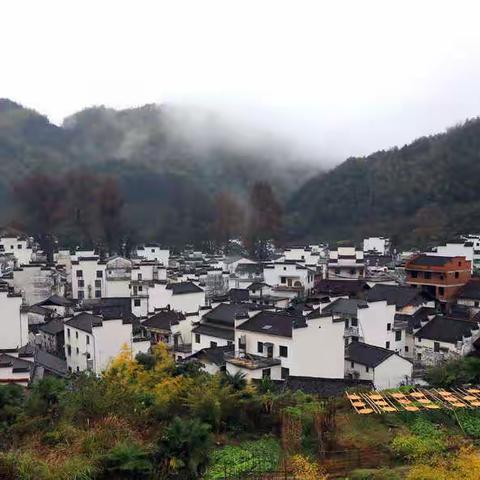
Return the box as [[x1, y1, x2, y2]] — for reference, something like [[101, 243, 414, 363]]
[[407, 446, 480, 480], [290, 454, 326, 480]]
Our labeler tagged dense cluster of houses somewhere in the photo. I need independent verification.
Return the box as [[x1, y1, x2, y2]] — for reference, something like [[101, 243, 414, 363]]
[[2, 231, 480, 393]]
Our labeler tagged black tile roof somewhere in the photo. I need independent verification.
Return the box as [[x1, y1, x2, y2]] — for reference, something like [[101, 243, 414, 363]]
[[38, 294, 73, 307], [235, 263, 263, 275], [191, 323, 234, 341], [142, 310, 185, 331], [366, 284, 429, 308], [65, 312, 103, 334], [0, 353, 33, 374], [322, 298, 368, 316], [39, 318, 65, 336], [166, 282, 204, 295], [414, 316, 479, 343], [407, 255, 458, 267], [314, 279, 369, 297], [35, 349, 68, 377], [203, 303, 251, 327], [229, 289, 250, 303], [345, 342, 396, 368], [457, 280, 480, 300], [189, 344, 234, 366], [236, 310, 306, 338]]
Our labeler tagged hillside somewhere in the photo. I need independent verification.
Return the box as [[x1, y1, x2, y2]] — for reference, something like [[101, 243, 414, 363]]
[[0, 99, 316, 243], [288, 118, 480, 247]]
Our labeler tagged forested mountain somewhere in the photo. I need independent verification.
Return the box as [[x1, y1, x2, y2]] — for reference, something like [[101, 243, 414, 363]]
[[288, 119, 480, 247], [0, 99, 315, 246]]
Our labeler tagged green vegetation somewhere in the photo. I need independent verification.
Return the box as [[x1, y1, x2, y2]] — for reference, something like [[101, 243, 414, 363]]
[[289, 118, 480, 247]]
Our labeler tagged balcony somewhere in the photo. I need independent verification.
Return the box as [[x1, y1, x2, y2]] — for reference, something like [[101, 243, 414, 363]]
[[224, 352, 281, 370], [344, 326, 360, 338]]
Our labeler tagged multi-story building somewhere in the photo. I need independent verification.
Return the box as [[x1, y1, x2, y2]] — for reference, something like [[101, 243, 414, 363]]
[[327, 246, 365, 281], [404, 254, 471, 304], [0, 283, 27, 350], [363, 237, 390, 255], [0, 235, 33, 266], [263, 261, 315, 299], [71, 256, 107, 300], [136, 244, 169, 266]]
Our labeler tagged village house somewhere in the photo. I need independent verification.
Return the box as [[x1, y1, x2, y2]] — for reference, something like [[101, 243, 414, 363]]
[[0, 283, 28, 350], [71, 256, 107, 300], [263, 261, 315, 299], [0, 235, 33, 266], [136, 244, 170, 266], [363, 237, 391, 255], [414, 315, 480, 366], [229, 262, 264, 289], [226, 309, 345, 381], [456, 279, 480, 316], [64, 312, 150, 374], [432, 241, 475, 273], [148, 281, 205, 315], [322, 297, 397, 350], [327, 246, 365, 281], [404, 254, 471, 304], [345, 341, 412, 390], [37, 318, 65, 357]]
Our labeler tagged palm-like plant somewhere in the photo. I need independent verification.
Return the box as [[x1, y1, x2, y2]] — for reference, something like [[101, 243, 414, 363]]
[[101, 441, 153, 479], [221, 371, 247, 391], [155, 417, 213, 479]]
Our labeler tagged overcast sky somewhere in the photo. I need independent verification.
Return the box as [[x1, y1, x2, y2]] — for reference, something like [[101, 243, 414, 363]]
[[2, 0, 480, 163]]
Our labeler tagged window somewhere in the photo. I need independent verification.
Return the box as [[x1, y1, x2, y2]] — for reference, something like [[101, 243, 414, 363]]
[[210, 341, 217, 348], [78, 279, 84, 288], [281, 367, 290, 379], [434, 341, 440, 353], [67, 345, 71, 356], [95, 290, 101, 298], [345, 319, 349, 328], [138, 273, 142, 280], [76, 366, 80, 372], [195, 333, 200, 343], [227, 341, 233, 346], [455, 272, 459, 279], [366, 366, 370, 373], [134, 299, 141, 307], [475, 301, 479, 308], [139, 286, 143, 292], [350, 361, 355, 368], [17, 244, 22, 249], [76, 347, 79, 354], [68, 366, 72, 372], [438, 287, 445, 296], [238, 338, 246, 350], [86, 335, 90, 345], [417, 353, 422, 361], [280, 276, 287, 284], [385, 341, 390, 349], [78, 291, 84, 300], [395, 330, 402, 341], [75, 331, 78, 339], [257, 341, 264, 353], [279, 345, 288, 358], [405, 346, 409, 353], [411, 271, 418, 278], [262, 368, 271, 379], [95, 280, 101, 288], [387, 323, 391, 331], [96, 270, 103, 278], [351, 318, 358, 327], [151, 248, 155, 253], [418, 337, 422, 342], [67, 328, 71, 338], [424, 272, 432, 279], [76, 270, 83, 278]]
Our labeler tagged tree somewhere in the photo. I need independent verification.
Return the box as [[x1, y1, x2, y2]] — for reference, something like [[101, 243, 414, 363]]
[[12, 173, 67, 263], [97, 177, 124, 256], [154, 417, 213, 479], [245, 181, 282, 260], [211, 191, 245, 248]]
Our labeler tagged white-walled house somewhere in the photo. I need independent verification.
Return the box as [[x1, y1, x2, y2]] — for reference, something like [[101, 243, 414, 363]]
[[363, 237, 390, 255], [136, 244, 170, 266], [71, 256, 107, 300], [414, 315, 480, 366], [149, 281, 205, 315], [0, 235, 33, 266], [0, 285, 28, 350], [64, 312, 149, 375], [283, 246, 320, 267], [226, 309, 345, 381], [322, 297, 396, 350], [263, 262, 315, 299], [327, 247, 365, 280], [345, 342, 412, 390]]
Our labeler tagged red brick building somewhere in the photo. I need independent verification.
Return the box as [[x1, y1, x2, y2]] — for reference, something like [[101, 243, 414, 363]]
[[404, 255, 471, 303]]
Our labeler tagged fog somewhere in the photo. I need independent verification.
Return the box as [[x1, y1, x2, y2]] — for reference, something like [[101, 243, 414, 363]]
[[2, 0, 480, 166]]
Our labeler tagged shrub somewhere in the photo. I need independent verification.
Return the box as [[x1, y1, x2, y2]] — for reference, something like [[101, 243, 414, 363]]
[[290, 454, 326, 480], [391, 434, 445, 462], [100, 441, 152, 479]]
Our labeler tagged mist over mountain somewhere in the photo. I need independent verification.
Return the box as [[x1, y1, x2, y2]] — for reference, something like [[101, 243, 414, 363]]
[[0, 99, 318, 244], [288, 118, 480, 247]]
